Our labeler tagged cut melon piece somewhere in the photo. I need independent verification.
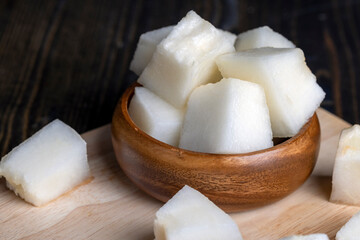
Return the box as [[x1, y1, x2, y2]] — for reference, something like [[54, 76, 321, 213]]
[[336, 211, 360, 240], [154, 185, 243, 240], [280, 234, 329, 240], [0, 119, 90, 207], [179, 78, 273, 154], [130, 27, 235, 76], [130, 26, 174, 76], [128, 86, 184, 147], [138, 10, 235, 108], [235, 26, 295, 51], [330, 124, 360, 205], [216, 47, 325, 137]]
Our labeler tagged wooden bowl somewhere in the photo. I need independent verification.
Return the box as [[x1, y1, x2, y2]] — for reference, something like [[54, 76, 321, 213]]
[[111, 83, 321, 212]]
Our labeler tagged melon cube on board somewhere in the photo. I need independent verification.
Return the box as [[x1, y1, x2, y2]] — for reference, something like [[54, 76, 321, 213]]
[[336, 211, 360, 240], [128, 87, 184, 147], [0, 119, 90, 207], [330, 124, 360, 205], [216, 47, 325, 137], [235, 26, 295, 51], [280, 233, 329, 240], [138, 10, 235, 108], [154, 185, 243, 240], [179, 78, 273, 154], [130, 26, 174, 76]]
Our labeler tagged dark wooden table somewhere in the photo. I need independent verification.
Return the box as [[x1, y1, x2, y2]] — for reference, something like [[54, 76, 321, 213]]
[[0, 0, 359, 155]]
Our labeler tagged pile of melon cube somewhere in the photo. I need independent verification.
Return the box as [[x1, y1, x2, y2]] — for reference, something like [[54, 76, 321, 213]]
[[129, 10, 325, 154]]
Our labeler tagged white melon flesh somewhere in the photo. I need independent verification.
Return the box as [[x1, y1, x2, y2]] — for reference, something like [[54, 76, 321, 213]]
[[154, 185, 243, 240], [216, 47, 325, 137], [0, 119, 90, 207], [280, 234, 329, 240], [219, 29, 237, 45], [330, 124, 360, 205], [130, 26, 174, 76], [235, 26, 295, 51], [336, 211, 360, 240], [128, 87, 184, 147], [130, 26, 235, 76], [179, 78, 273, 154], [138, 10, 235, 108]]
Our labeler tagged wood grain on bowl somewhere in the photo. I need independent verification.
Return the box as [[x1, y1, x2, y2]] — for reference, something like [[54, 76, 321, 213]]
[[111, 83, 321, 212]]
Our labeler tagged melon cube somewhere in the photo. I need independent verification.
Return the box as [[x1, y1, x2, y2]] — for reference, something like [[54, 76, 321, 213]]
[[128, 87, 184, 147], [138, 10, 235, 108], [280, 234, 329, 240], [130, 26, 235, 76], [330, 124, 360, 205], [154, 185, 243, 240], [235, 26, 295, 51], [0, 119, 90, 207], [216, 47, 325, 137], [336, 211, 360, 240], [130, 26, 174, 76], [179, 78, 273, 154]]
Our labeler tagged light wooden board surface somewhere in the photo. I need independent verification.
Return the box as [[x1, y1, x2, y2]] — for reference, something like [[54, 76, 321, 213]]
[[0, 108, 357, 240]]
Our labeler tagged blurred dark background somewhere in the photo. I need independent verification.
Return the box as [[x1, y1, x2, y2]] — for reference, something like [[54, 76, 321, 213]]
[[0, 0, 359, 155]]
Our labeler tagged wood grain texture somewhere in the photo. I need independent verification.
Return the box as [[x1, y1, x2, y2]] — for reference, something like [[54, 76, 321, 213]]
[[0, 108, 356, 240], [0, 0, 360, 157], [111, 83, 321, 212]]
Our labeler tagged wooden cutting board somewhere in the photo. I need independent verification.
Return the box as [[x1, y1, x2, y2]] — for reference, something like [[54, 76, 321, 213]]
[[0, 108, 357, 240]]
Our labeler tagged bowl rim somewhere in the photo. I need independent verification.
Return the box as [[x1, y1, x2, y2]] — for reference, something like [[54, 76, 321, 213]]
[[119, 82, 317, 158]]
